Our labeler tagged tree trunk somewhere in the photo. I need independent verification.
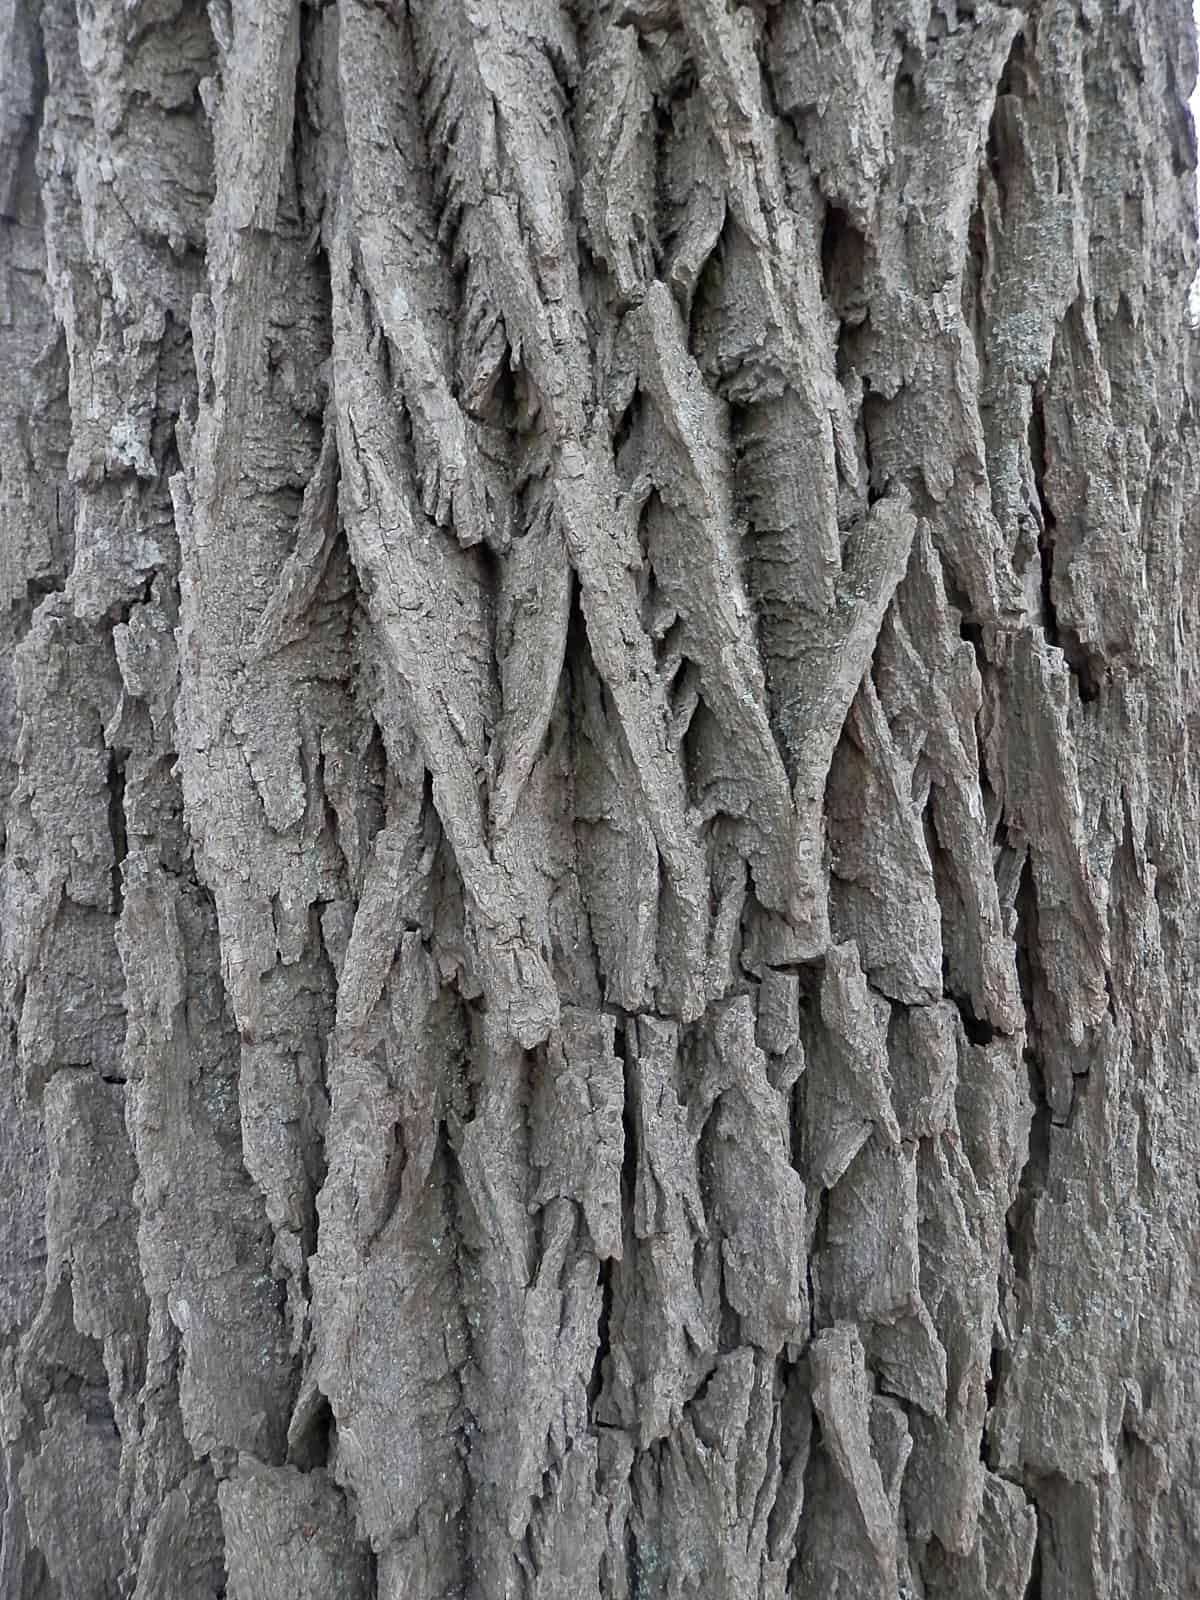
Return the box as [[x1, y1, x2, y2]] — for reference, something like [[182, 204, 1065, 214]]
[[2, 0, 1198, 1595]]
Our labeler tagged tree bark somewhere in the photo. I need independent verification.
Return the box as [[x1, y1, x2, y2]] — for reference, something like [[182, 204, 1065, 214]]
[[2, 0, 1199, 1595]]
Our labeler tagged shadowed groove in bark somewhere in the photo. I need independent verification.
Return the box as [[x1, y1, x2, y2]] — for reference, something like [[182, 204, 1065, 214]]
[[1, 0, 1200, 1596]]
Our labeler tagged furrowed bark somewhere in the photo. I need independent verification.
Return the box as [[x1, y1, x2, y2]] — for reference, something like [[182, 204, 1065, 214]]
[[2, 0, 1199, 1596]]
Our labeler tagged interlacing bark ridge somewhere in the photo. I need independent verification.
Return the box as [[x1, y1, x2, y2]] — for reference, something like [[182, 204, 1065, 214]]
[[0, 0, 1198, 1594]]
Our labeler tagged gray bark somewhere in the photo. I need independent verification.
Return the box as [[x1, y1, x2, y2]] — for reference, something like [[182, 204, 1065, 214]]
[[1, 0, 1198, 1595]]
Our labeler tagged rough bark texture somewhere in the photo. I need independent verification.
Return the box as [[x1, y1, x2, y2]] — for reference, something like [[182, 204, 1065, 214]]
[[2, 0, 1199, 1595]]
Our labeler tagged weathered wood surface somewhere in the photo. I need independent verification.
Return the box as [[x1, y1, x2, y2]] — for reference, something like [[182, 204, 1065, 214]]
[[1, 0, 1199, 1594]]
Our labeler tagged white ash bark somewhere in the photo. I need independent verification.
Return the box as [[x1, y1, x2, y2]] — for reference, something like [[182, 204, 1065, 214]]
[[1, 0, 1199, 1595]]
